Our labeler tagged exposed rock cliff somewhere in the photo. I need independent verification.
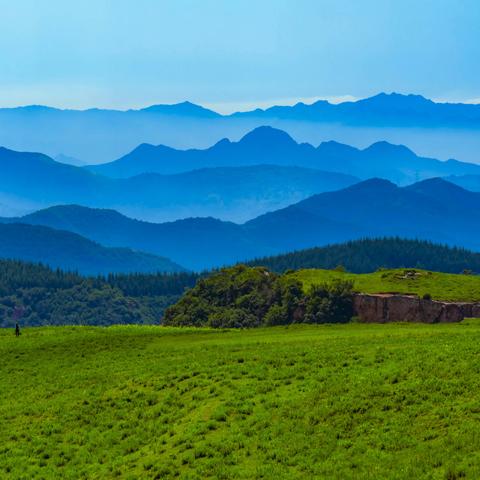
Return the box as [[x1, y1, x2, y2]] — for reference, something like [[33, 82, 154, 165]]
[[353, 294, 480, 323]]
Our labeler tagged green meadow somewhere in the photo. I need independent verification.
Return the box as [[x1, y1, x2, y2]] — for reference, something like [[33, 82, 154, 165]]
[[292, 268, 480, 302], [1, 323, 480, 479]]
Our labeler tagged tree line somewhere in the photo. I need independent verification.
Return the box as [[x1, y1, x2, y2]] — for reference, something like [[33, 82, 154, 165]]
[[0, 259, 198, 327], [248, 237, 480, 274]]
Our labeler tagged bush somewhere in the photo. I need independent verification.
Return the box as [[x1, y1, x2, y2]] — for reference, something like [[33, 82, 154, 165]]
[[304, 280, 354, 324], [264, 304, 289, 326], [208, 308, 258, 328]]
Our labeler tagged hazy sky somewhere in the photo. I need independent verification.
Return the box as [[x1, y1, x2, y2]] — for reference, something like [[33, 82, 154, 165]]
[[1, 0, 479, 111]]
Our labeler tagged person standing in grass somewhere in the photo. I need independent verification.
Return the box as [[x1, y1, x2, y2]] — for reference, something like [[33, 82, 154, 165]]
[[13, 306, 24, 337]]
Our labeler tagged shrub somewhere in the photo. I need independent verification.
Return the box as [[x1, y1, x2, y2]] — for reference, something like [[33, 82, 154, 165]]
[[208, 308, 258, 328], [264, 304, 289, 326], [304, 280, 354, 324]]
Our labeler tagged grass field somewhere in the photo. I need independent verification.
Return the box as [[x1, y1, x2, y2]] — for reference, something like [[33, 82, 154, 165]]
[[2, 323, 480, 479], [292, 268, 480, 302]]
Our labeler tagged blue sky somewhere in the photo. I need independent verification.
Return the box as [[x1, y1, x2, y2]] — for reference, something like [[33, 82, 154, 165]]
[[1, 0, 479, 112]]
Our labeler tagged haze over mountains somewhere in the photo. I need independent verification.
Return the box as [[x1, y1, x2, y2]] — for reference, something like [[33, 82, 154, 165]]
[[447, 175, 480, 192], [0, 142, 358, 221], [1, 93, 480, 274], [2, 125, 480, 222], [89, 126, 480, 185], [3, 178, 479, 271], [0, 223, 183, 275], [1, 93, 480, 165]]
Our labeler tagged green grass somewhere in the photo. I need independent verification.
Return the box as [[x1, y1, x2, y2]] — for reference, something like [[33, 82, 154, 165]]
[[2, 323, 480, 479], [291, 268, 480, 302]]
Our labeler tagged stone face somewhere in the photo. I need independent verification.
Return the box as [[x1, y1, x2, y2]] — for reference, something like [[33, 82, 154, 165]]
[[353, 294, 479, 323], [460, 303, 480, 319]]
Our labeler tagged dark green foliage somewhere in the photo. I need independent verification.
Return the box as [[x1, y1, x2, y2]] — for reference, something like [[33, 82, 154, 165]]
[[248, 237, 480, 274], [163, 265, 354, 328], [104, 271, 198, 297], [164, 265, 279, 328], [304, 280, 355, 324], [264, 304, 289, 326], [0, 259, 198, 327], [209, 308, 258, 328]]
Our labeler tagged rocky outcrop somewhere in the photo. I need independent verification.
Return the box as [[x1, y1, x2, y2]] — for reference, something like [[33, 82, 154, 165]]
[[459, 303, 480, 319], [353, 294, 480, 323]]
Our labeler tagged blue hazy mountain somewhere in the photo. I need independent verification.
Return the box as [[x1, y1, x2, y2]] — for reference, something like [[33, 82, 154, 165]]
[[0, 102, 224, 164], [2, 208, 257, 271], [3, 178, 479, 270], [55, 153, 86, 166], [0, 223, 184, 275], [89, 126, 480, 185], [244, 178, 480, 253], [88, 127, 314, 176], [140, 101, 221, 118], [0, 145, 358, 222], [447, 175, 480, 192], [232, 93, 480, 127], [1, 93, 480, 164]]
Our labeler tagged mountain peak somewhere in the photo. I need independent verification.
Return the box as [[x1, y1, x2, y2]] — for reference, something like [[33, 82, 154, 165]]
[[364, 141, 416, 157], [360, 92, 433, 108], [406, 177, 469, 195], [140, 101, 220, 117], [347, 177, 398, 192], [238, 126, 297, 147], [212, 137, 232, 148]]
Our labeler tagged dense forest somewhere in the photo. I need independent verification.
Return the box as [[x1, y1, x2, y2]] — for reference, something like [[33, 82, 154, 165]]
[[0, 259, 198, 327], [164, 265, 354, 328], [248, 238, 480, 274], [4, 237, 480, 328]]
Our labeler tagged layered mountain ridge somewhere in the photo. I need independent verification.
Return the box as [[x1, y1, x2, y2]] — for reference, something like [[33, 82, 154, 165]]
[[1, 93, 480, 164], [2, 178, 479, 271]]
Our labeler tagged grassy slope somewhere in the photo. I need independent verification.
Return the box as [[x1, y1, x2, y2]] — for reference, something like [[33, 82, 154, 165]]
[[291, 268, 480, 302], [1, 324, 480, 479]]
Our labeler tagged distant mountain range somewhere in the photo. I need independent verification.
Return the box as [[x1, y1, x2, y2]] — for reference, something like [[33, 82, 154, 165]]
[[0, 223, 184, 275], [232, 93, 480, 127], [2, 178, 479, 271], [2, 129, 480, 222], [1, 93, 480, 164], [1, 207, 256, 271], [0, 144, 358, 222], [89, 126, 480, 185]]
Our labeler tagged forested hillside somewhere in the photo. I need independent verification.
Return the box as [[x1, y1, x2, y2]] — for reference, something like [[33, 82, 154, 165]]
[[164, 265, 354, 328], [0, 260, 197, 327], [248, 238, 480, 273]]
